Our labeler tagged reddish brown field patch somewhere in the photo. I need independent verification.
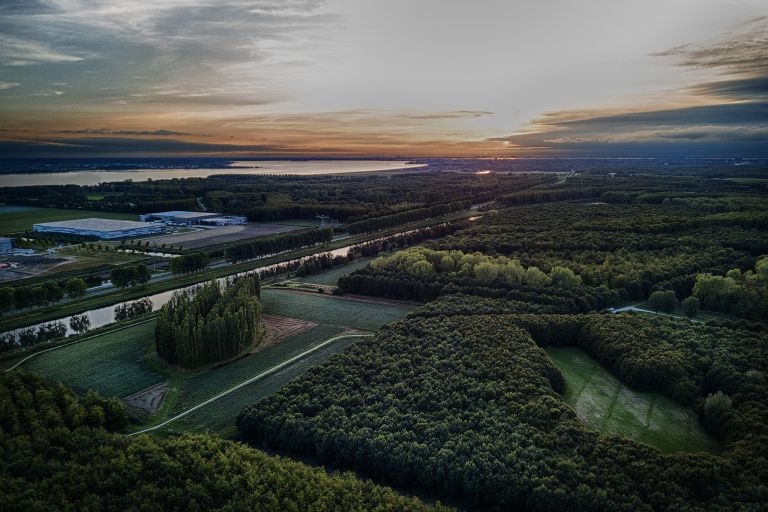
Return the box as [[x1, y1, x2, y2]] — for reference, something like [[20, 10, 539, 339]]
[[262, 314, 318, 346]]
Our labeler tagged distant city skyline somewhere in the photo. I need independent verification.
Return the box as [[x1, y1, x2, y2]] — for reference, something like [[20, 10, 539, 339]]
[[0, 0, 766, 157]]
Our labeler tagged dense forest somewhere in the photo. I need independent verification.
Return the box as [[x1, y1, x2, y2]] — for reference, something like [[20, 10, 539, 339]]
[[238, 309, 768, 511], [0, 171, 553, 224], [338, 191, 768, 317], [0, 371, 448, 511], [155, 275, 262, 368]]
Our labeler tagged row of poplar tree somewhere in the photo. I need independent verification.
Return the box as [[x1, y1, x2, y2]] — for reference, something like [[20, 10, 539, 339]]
[[155, 274, 262, 369]]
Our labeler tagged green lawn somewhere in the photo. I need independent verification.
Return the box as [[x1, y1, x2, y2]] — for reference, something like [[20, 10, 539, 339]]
[[172, 324, 342, 412], [297, 257, 373, 286], [23, 320, 163, 398], [161, 329, 361, 436], [261, 288, 413, 330], [15, 288, 412, 435], [0, 206, 134, 234], [546, 347, 718, 454]]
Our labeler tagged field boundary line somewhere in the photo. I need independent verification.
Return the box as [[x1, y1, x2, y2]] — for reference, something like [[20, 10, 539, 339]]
[[128, 333, 372, 436], [5, 318, 155, 371]]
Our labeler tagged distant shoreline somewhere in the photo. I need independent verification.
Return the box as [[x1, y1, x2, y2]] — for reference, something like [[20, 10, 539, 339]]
[[0, 160, 428, 187]]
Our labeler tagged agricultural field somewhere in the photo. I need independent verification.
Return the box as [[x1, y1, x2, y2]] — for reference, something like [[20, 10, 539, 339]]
[[297, 257, 373, 285], [261, 287, 414, 330], [0, 206, 134, 234], [13, 285, 411, 436], [546, 346, 718, 454], [22, 320, 163, 398], [139, 223, 302, 249], [160, 327, 360, 436]]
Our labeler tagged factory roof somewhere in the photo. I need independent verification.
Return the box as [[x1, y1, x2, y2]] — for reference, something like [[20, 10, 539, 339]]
[[34, 218, 159, 232]]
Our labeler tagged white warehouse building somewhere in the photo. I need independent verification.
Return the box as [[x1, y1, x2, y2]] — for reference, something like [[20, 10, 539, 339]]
[[139, 210, 247, 226], [33, 218, 165, 239]]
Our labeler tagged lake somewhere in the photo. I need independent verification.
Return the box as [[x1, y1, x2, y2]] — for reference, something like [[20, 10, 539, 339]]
[[0, 160, 427, 187]]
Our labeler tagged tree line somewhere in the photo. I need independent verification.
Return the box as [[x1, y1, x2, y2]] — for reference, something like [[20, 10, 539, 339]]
[[346, 201, 471, 235], [110, 263, 151, 288], [0, 277, 86, 314], [169, 251, 210, 274], [225, 228, 332, 263]]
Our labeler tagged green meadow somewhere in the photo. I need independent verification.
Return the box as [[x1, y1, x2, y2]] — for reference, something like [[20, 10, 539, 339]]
[[546, 346, 718, 454]]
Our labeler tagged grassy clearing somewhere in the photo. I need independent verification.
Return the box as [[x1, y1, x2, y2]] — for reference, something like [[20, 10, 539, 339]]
[[261, 288, 413, 330], [297, 257, 373, 286], [546, 346, 718, 454], [9, 266, 412, 434], [23, 321, 163, 398], [173, 324, 342, 412], [160, 330, 360, 436], [0, 206, 134, 234]]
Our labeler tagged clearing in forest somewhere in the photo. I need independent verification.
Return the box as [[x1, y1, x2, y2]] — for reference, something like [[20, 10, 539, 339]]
[[261, 288, 414, 330], [546, 346, 718, 454]]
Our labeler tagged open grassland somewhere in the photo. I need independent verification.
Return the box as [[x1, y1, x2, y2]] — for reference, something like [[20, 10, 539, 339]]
[[23, 320, 163, 398], [297, 257, 373, 286], [171, 324, 342, 413], [0, 206, 134, 234], [546, 346, 718, 454], [261, 288, 414, 330], [12, 286, 412, 435], [161, 330, 361, 436]]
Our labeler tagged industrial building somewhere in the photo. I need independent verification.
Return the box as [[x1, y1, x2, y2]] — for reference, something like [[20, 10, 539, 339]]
[[0, 237, 12, 253], [139, 211, 247, 226], [33, 218, 165, 240]]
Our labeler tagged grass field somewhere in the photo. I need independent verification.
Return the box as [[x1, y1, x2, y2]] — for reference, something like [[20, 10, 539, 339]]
[[261, 288, 414, 330], [297, 257, 373, 286], [23, 320, 163, 398], [173, 324, 342, 412], [546, 347, 718, 454], [160, 327, 360, 436], [11, 282, 412, 435], [0, 206, 134, 234]]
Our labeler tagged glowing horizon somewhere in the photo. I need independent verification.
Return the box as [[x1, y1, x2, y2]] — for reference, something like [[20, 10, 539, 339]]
[[1, 1, 766, 158]]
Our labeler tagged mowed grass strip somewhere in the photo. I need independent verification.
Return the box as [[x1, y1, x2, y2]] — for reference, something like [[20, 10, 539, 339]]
[[261, 288, 413, 330], [546, 346, 718, 454], [172, 324, 343, 412], [164, 334, 362, 436], [23, 321, 164, 398], [0, 206, 135, 234], [297, 257, 373, 286]]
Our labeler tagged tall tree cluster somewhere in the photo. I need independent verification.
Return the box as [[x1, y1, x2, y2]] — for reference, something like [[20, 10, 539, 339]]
[[155, 275, 262, 368]]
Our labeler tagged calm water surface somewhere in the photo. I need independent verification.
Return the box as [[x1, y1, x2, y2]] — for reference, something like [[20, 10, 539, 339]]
[[0, 160, 426, 187]]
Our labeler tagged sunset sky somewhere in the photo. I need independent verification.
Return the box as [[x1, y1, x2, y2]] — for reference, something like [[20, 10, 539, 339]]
[[0, 0, 766, 157]]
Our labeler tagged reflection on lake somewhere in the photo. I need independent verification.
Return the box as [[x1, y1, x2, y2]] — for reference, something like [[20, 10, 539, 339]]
[[0, 160, 426, 187]]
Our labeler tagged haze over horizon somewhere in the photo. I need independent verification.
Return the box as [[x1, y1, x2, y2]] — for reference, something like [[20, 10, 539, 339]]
[[1, 0, 766, 158]]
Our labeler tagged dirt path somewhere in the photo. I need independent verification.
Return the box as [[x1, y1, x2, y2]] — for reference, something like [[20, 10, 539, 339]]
[[128, 333, 372, 436]]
